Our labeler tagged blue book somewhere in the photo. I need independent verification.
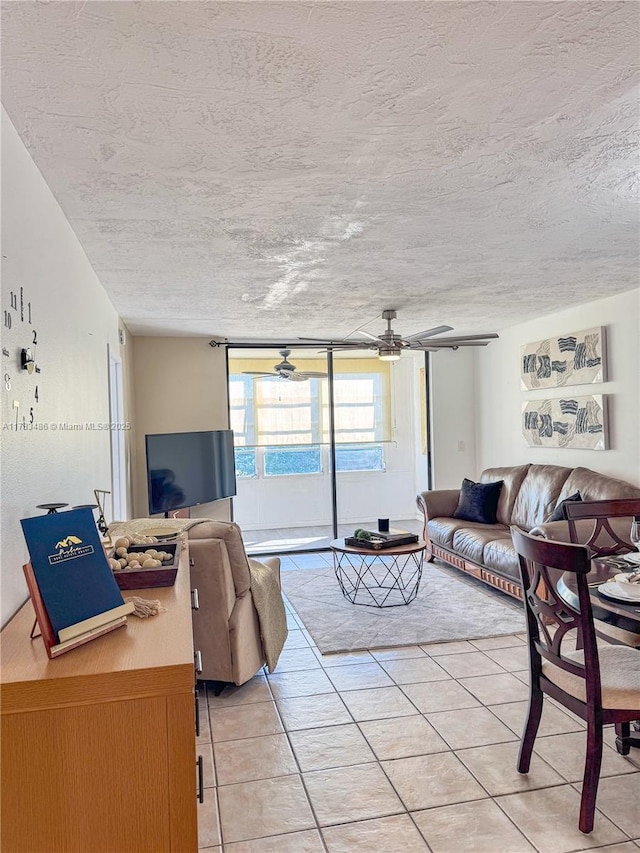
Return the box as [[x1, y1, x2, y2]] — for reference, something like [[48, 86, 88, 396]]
[[21, 508, 133, 644]]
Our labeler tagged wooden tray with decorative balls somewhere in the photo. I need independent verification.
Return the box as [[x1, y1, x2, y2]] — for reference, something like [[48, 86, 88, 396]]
[[105, 534, 182, 589]]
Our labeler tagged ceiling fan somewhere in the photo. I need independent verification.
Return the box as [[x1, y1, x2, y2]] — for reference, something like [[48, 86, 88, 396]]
[[242, 349, 328, 381], [298, 309, 499, 361]]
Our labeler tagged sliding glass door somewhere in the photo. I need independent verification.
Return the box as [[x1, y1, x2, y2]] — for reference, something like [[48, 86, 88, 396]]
[[332, 351, 424, 541], [227, 347, 428, 555], [228, 348, 333, 553]]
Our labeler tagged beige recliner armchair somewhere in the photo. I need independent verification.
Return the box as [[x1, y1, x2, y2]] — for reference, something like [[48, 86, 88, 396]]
[[187, 521, 283, 686]]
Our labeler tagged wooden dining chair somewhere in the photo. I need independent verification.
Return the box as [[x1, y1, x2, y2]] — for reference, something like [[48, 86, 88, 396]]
[[511, 526, 640, 834], [563, 498, 640, 558]]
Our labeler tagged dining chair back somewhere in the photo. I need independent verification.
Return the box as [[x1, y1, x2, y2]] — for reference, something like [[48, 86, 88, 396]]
[[563, 498, 640, 558], [511, 525, 640, 834]]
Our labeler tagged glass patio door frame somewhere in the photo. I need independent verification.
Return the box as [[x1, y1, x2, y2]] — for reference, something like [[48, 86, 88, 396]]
[[224, 343, 432, 556]]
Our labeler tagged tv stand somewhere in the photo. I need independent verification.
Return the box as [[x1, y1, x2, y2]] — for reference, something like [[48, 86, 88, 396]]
[[164, 507, 191, 519]]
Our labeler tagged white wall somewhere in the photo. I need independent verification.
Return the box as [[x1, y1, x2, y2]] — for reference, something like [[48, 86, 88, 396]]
[[130, 337, 231, 521], [430, 347, 478, 489], [1, 109, 124, 626], [475, 289, 640, 484]]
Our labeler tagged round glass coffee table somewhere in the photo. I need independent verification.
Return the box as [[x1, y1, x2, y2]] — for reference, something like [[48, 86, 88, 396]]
[[330, 538, 426, 607]]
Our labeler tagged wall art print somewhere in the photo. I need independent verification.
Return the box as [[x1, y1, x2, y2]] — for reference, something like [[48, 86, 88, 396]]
[[520, 326, 605, 390], [522, 395, 607, 450]]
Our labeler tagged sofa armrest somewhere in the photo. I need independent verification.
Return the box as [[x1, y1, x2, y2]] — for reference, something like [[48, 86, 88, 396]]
[[417, 489, 460, 521], [417, 490, 460, 560]]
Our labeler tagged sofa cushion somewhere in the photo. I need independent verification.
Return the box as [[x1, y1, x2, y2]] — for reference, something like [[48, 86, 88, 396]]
[[510, 464, 573, 529], [482, 536, 521, 582], [427, 517, 508, 549], [549, 491, 582, 522], [453, 478, 504, 524], [481, 465, 530, 526], [451, 526, 511, 564], [557, 467, 640, 502]]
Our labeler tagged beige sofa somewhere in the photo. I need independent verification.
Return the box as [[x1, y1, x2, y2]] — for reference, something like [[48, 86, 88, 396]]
[[417, 465, 640, 599]]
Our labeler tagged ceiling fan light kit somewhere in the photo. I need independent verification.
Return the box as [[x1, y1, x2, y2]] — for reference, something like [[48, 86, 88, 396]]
[[378, 348, 401, 362]]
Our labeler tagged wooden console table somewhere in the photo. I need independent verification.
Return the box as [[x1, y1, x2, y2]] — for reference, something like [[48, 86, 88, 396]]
[[0, 539, 198, 852]]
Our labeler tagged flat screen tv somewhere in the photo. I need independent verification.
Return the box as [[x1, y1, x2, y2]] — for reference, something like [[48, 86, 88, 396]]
[[145, 429, 237, 516]]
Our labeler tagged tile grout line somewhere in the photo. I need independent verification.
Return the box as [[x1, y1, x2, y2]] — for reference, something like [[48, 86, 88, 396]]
[[202, 623, 640, 853]]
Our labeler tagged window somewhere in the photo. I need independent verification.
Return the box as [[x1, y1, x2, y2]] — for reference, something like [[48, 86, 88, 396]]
[[234, 448, 257, 478], [328, 373, 388, 444], [229, 376, 257, 478], [228, 355, 391, 478], [335, 443, 385, 472], [264, 446, 322, 476]]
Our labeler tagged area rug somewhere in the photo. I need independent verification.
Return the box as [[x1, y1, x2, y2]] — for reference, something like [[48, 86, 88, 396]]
[[281, 560, 525, 654]]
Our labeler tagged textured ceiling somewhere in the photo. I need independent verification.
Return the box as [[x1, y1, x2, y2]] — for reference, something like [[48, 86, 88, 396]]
[[1, 1, 638, 340]]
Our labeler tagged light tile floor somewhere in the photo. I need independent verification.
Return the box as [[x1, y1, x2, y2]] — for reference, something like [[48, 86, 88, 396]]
[[196, 595, 640, 853]]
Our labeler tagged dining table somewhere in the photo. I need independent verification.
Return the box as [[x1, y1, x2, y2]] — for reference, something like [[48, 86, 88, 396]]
[[557, 552, 640, 748], [557, 554, 640, 641]]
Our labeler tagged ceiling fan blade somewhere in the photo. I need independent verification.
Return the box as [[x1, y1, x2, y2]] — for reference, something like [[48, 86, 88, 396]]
[[243, 371, 276, 375], [285, 371, 309, 381], [402, 325, 454, 342], [317, 344, 377, 353], [296, 337, 361, 344], [412, 340, 491, 349], [298, 372, 329, 378], [430, 333, 500, 343], [355, 330, 386, 343]]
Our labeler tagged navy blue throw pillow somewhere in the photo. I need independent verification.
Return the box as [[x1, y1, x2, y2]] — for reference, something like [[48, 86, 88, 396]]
[[549, 491, 582, 522], [453, 478, 504, 525]]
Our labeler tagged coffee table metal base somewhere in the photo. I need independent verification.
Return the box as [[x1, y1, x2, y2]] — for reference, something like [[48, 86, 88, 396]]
[[332, 547, 424, 607]]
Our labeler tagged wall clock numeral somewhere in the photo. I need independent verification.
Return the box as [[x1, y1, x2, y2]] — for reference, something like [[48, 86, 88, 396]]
[[29, 407, 34, 424], [4, 373, 11, 391], [28, 302, 32, 324], [10, 291, 18, 310], [34, 385, 39, 402], [32, 329, 38, 345], [3, 310, 11, 329], [20, 286, 24, 322]]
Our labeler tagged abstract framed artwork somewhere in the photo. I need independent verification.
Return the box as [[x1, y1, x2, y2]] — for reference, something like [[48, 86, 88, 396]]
[[521, 326, 606, 390], [522, 394, 607, 450]]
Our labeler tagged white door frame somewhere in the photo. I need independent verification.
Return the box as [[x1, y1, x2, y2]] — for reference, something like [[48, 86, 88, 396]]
[[108, 345, 127, 521]]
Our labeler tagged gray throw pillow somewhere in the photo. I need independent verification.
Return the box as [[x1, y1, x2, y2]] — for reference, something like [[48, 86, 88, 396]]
[[549, 491, 582, 522], [452, 478, 504, 525]]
